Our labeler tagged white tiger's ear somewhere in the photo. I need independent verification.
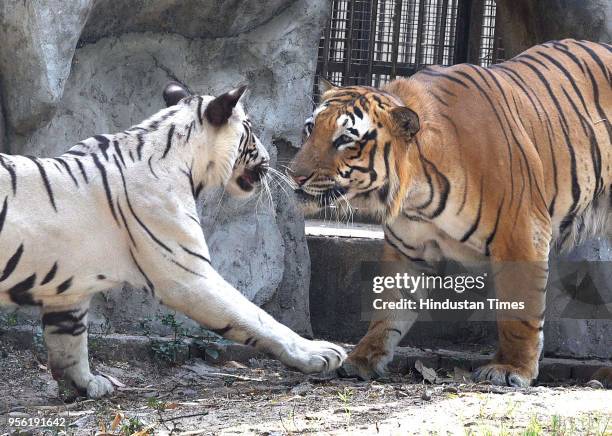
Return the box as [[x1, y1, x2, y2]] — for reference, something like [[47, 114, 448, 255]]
[[163, 82, 191, 107], [205, 85, 248, 126], [318, 78, 337, 95]]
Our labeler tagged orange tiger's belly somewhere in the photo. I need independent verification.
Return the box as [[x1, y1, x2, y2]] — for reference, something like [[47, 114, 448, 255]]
[[384, 214, 489, 266]]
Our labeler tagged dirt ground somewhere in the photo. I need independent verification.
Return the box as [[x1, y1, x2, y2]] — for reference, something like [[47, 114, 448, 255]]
[[0, 344, 610, 436]]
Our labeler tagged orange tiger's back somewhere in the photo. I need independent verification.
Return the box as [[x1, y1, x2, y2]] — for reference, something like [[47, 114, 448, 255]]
[[405, 39, 612, 253]]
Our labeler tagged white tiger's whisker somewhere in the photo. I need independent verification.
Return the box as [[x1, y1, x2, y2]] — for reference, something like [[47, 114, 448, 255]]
[[267, 171, 293, 199], [268, 167, 297, 190]]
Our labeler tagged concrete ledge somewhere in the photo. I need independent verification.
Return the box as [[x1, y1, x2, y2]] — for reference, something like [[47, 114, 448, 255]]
[[307, 235, 497, 348], [2, 327, 609, 384], [305, 220, 384, 239], [306, 231, 611, 359], [0, 326, 262, 366], [389, 346, 611, 384]]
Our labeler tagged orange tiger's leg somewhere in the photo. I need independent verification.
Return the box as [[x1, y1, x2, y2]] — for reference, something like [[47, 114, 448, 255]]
[[473, 218, 551, 387], [338, 241, 418, 380]]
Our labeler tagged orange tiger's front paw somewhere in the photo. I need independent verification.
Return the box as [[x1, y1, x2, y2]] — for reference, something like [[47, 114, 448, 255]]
[[472, 363, 534, 387], [337, 351, 392, 381]]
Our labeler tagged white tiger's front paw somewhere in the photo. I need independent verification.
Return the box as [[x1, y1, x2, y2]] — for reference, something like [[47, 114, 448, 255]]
[[281, 339, 347, 374], [86, 374, 115, 398], [57, 373, 114, 400]]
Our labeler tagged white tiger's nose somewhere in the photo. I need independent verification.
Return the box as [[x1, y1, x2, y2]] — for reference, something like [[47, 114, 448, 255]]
[[252, 162, 268, 182]]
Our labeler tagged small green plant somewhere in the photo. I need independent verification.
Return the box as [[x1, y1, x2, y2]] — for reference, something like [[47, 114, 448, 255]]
[[150, 338, 184, 364], [44, 422, 69, 436], [158, 313, 187, 338], [1, 312, 19, 327], [140, 312, 231, 365], [504, 400, 517, 419], [88, 336, 101, 353], [147, 312, 188, 364], [579, 412, 610, 436], [121, 416, 144, 435], [524, 415, 543, 436], [278, 406, 301, 434], [146, 397, 166, 411], [498, 427, 511, 436], [550, 415, 563, 435], [337, 387, 354, 427], [190, 326, 233, 361]]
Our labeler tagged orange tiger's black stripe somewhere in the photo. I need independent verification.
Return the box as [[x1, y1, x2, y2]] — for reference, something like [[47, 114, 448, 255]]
[[291, 39, 611, 387]]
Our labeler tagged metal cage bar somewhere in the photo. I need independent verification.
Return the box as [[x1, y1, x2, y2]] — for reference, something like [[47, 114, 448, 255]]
[[314, 0, 504, 101]]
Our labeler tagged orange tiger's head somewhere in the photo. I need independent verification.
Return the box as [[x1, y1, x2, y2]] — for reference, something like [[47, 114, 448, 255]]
[[289, 79, 423, 220]]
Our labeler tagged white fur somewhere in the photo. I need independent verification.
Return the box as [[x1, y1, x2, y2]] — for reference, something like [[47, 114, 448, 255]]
[[0, 92, 344, 398]]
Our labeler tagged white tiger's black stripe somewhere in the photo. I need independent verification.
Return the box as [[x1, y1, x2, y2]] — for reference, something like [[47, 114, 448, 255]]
[[0, 82, 346, 399]]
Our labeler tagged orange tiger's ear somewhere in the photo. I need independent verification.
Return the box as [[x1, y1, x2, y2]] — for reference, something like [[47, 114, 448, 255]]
[[390, 106, 420, 138], [318, 77, 337, 95]]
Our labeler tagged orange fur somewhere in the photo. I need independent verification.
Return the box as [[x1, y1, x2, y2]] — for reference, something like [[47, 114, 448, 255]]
[[291, 39, 611, 386]]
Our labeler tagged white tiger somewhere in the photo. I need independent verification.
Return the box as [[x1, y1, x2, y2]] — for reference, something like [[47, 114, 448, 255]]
[[0, 82, 346, 399]]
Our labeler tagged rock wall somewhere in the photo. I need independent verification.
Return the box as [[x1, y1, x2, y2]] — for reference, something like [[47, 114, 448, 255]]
[[545, 238, 612, 359], [496, 0, 612, 57], [0, 92, 5, 153], [0, 0, 330, 336], [0, 0, 93, 135]]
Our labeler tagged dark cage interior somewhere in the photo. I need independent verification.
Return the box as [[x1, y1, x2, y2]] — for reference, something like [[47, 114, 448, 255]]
[[314, 0, 506, 100]]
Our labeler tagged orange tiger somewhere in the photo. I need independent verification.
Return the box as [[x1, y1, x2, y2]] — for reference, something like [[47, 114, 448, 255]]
[[289, 39, 611, 387]]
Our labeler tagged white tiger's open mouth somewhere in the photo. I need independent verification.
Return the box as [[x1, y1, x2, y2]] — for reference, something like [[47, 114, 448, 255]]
[[236, 164, 268, 192]]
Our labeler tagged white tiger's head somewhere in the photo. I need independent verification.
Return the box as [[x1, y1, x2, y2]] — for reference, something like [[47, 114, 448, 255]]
[[163, 82, 269, 198]]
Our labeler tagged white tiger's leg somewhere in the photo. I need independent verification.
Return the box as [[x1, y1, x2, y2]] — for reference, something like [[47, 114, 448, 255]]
[[157, 267, 346, 373], [42, 299, 113, 399]]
